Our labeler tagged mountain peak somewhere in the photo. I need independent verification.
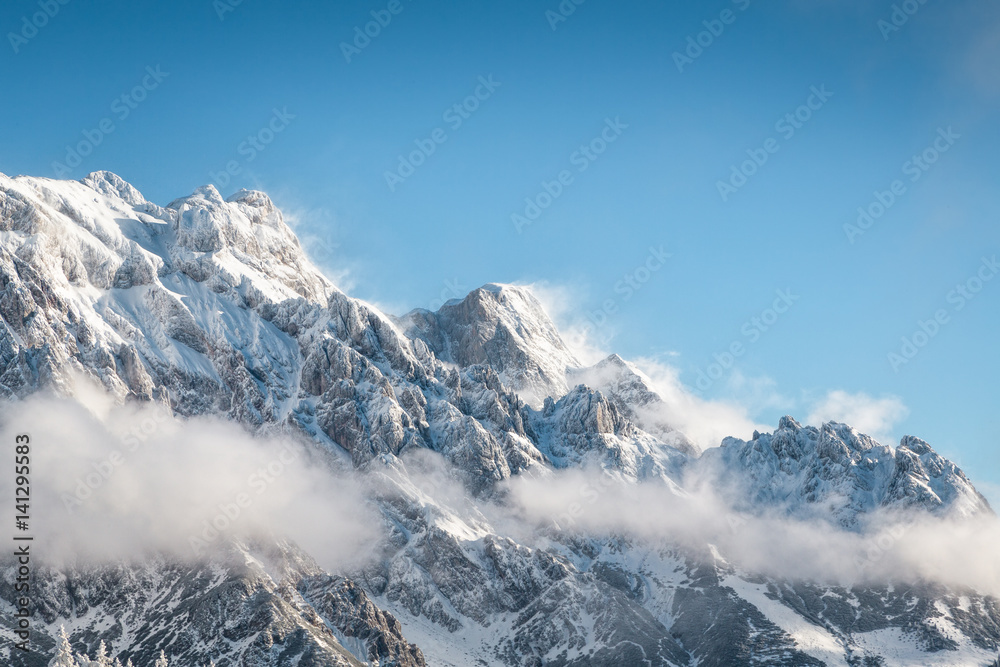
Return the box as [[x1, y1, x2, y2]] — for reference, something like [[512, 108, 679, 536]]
[[4, 174, 1000, 667], [777, 415, 802, 431], [400, 282, 579, 406], [589, 353, 629, 371], [226, 188, 286, 230], [226, 187, 274, 209], [172, 183, 225, 207], [465, 282, 548, 312], [82, 170, 149, 207], [898, 434, 933, 455], [480, 281, 517, 294]]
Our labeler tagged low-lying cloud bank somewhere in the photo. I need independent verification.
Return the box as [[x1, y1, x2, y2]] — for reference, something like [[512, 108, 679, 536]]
[[502, 467, 1000, 595], [0, 387, 381, 571], [4, 383, 998, 599]]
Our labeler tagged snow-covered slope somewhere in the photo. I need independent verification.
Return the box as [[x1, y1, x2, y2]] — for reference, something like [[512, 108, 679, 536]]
[[1, 172, 998, 667]]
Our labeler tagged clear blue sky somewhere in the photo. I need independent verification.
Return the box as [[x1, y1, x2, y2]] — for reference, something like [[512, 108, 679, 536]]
[[1, 0, 998, 501]]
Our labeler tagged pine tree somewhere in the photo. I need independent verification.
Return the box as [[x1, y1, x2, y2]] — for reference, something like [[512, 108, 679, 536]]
[[93, 640, 112, 667], [153, 649, 169, 667], [50, 625, 78, 667]]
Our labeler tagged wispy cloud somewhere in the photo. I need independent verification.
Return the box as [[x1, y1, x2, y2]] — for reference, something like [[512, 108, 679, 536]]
[[502, 467, 1000, 594], [269, 189, 356, 292], [527, 280, 611, 366], [529, 281, 770, 449], [0, 387, 381, 571], [627, 357, 768, 449], [805, 389, 909, 444]]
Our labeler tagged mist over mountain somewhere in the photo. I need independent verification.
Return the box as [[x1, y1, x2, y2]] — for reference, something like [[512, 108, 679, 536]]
[[1, 172, 999, 666]]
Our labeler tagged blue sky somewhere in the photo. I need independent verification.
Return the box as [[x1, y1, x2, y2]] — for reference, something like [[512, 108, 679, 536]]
[[1, 0, 998, 501]]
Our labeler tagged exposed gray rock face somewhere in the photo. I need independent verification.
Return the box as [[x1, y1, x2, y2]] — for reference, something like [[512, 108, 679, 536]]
[[299, 575, 426, 667], [1, 172, 999, 667], [668, 558, 826, 667], [528, 385, 687, 479], [0, 540, 419, 667], [570, 353, 700, 456]]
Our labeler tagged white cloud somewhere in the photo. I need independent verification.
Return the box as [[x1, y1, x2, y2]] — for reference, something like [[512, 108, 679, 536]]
[[722, 369, 792, 415], [628, 357, 768, 449], [528, 280, 611, 367], [0, 390, 381, 571], [806, 390, 909, 444], [502, 468, 1000, 595], [528, 283, 923, 453], [528, 281, 770, 449], [271, 191, 355, 292]]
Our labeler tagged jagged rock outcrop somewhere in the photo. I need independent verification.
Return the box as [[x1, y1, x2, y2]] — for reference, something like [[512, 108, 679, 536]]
[[703, 416, 992, 526], [569, 353, 699, 456]]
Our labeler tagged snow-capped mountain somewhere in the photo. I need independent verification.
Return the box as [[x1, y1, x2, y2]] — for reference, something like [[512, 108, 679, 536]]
[[702, 416, 991, 527], [1, 172, 998, 667]]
